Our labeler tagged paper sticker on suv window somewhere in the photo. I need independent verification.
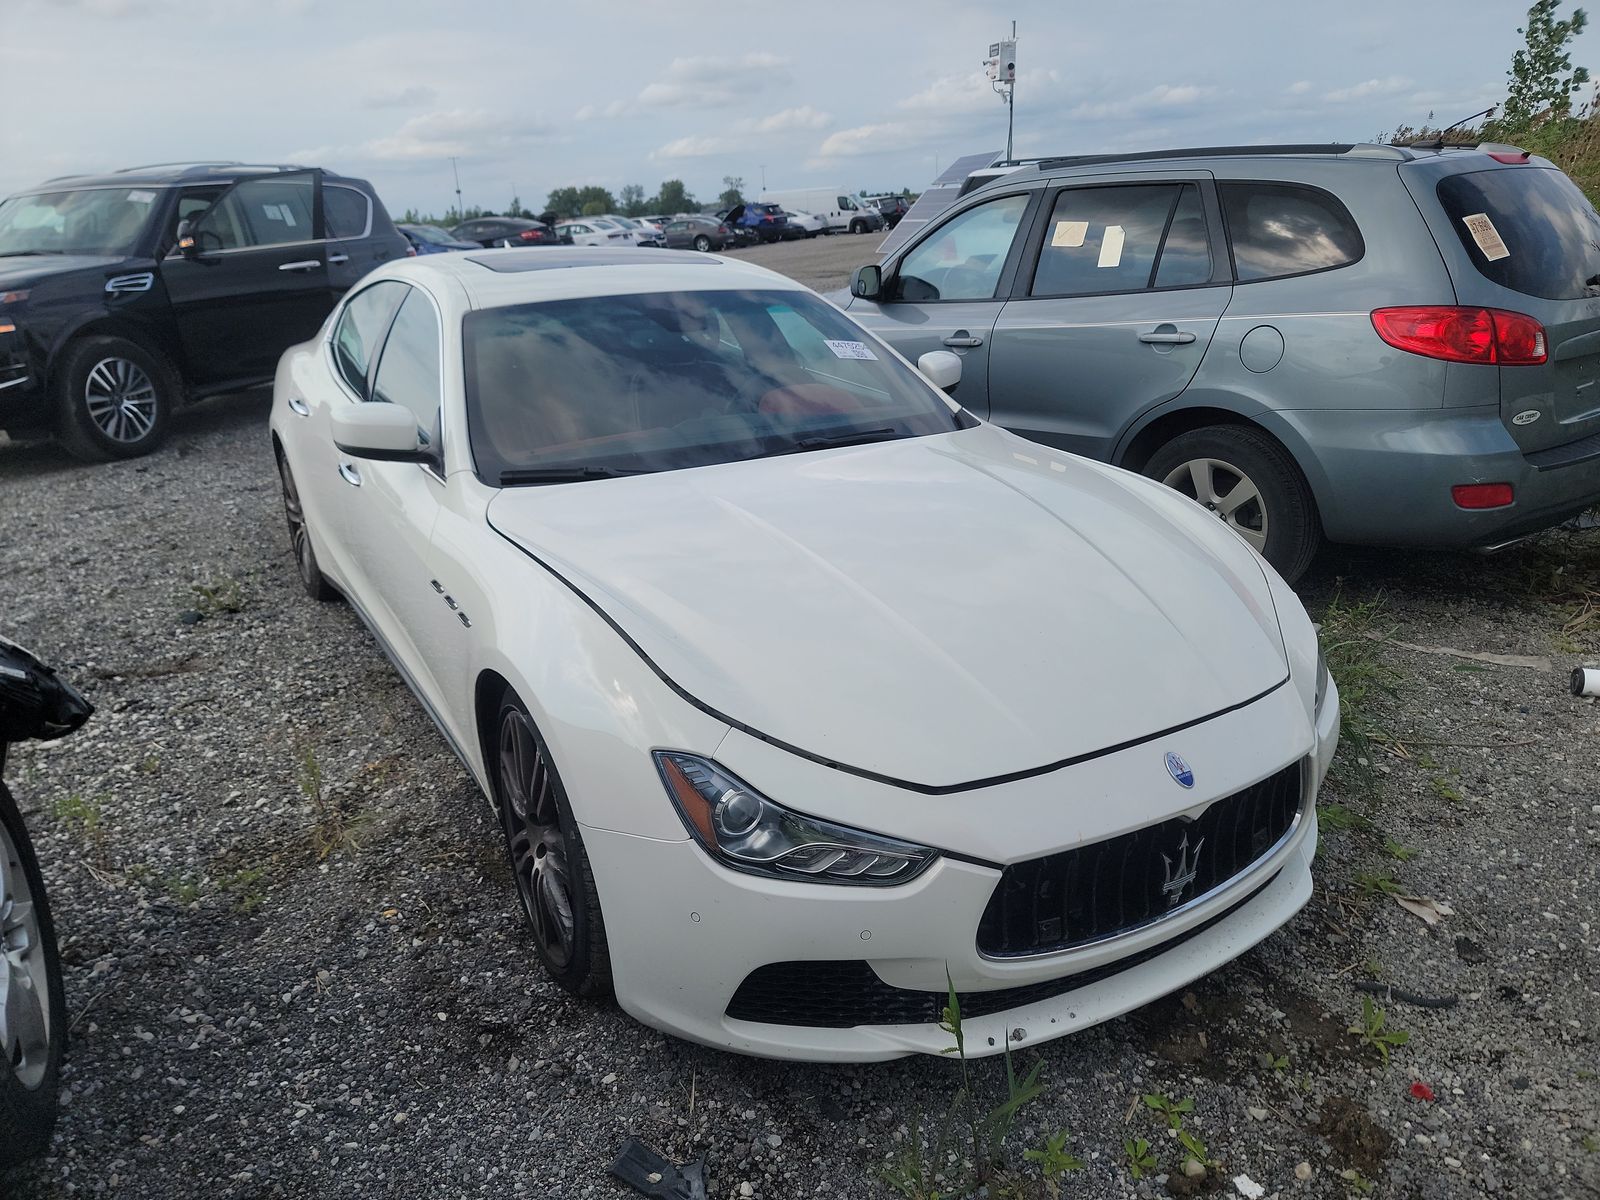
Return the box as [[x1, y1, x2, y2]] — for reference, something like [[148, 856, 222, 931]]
[[825, 340, 878, 360], [126, 190, 155, 204], [1462, 213, 1510, 260], [1051, 220, 1088, 248], [1097, 225, 1125, 268]]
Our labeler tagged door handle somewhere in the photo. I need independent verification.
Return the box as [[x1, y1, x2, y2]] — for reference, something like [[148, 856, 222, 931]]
[[1138, 329, 1197, 345], [942, 331, 984, 348], [327, 253, 350, 265], [338, 461, 362, 487], [287, 396, 310, 417], [278, 259, 323, 272]]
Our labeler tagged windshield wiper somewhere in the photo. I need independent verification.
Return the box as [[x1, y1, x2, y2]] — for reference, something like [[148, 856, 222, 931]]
[[783, 426, 904, 453], [0, 250, 61, 258], [497, 465, 647, 486]]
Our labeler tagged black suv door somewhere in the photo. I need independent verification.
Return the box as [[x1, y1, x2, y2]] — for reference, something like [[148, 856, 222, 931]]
[[160, 170, 331, 384], [322, 179, 402, 299]]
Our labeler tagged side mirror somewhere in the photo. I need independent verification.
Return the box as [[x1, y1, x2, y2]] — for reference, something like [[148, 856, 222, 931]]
[[174, 218, 200, 257], [851, 264, 883, 300], [332, 403, 429, 463], [917, 350, 962, 393]]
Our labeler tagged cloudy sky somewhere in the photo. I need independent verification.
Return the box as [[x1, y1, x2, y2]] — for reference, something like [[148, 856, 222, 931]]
[[5, 0, 1591, 216]]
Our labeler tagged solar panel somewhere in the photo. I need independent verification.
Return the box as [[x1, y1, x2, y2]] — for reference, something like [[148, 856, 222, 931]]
[[876, 150, 1002, 257]]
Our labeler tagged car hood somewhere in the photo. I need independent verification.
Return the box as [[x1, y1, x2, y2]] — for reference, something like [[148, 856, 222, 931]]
[[486, 424, 1287, 791], [0, 254, 128, 290]]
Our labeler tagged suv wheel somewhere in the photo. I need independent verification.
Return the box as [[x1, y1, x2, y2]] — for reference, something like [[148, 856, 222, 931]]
[[55, 335, 175, 461], [1144, 425, 1320, 583]]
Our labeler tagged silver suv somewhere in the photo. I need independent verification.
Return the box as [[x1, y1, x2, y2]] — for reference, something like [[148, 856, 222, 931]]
[[842, 143, 1600, 581]]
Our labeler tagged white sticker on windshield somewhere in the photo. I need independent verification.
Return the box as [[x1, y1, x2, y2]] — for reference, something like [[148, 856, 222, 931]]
[[825, 339, 878, 360], [126, 190, 155, 204], [1462, 212, 1510, 260], [1098, 224, 1125, 268], [1051, 219, 1088, 248]]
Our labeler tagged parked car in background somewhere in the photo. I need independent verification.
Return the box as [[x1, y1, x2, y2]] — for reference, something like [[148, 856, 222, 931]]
[[722, 203, 790, 244], [782, 210, 828, 238], [0, 161, 408, 460], [663, 215, 736, 251], [449, 216, 563, 248], [270, 247, 1337, 1061], [840, 141, 1600, 581], [398, 222, 479, 255], [873, 195, 910, 228], [593, 215, 663, 247], [556, 220, 631, 247], [0, 635, 93, 1170], [760, 187, 881, 234], [637, 215, 669, 231]]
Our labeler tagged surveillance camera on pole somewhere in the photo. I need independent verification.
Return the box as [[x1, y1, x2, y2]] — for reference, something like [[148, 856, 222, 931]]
[[983, 23, 1018, 159]]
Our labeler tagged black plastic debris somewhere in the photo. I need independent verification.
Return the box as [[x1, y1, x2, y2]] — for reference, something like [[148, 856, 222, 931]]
[[608, 1138, 708, 1200]]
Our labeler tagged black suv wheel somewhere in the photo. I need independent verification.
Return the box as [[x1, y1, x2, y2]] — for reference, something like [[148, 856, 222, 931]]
[[54, 335, 176, 461]]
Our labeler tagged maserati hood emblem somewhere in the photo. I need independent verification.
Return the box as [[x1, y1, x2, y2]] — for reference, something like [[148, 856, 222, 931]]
[[1165, 751, 1194, 789], [1161, 833, 1205, 907]]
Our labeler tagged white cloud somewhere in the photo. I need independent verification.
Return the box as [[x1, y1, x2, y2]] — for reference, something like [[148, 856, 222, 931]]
[[361, 108, 551, 161], [637, 52, 789, 109], [815, 122, 917, 159], [1068, 83, 1217, 120], [650, 135, 728, 160], [1323, 75, 1413, 103], [896, 72, 999, 117], [736, 105, 832, 134], [575, 99, 630, 121], [1287, 80, 1313, 95], [362, 84, 436, 109]]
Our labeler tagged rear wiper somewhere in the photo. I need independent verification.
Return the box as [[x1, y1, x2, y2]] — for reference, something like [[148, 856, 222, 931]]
[[497, 465, 646, 486], [784, 426, 904, 453]]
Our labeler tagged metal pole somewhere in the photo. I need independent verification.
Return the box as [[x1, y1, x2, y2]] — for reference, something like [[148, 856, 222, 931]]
[[450, 156, 463, 217], [1006, 19, 1016, 160]]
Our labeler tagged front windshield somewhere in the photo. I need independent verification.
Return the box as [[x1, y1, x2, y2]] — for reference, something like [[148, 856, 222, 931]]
[[0, 188, 159, 256], [464, 287, 972, 485]]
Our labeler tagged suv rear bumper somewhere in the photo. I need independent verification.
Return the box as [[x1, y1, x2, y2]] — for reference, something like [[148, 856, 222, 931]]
[[1266, 406, 1600, 547]]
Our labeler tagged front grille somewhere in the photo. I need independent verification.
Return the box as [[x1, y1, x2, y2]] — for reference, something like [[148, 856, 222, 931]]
[[976, 761, 1303, 958], [725, 875, 1273, 1028]]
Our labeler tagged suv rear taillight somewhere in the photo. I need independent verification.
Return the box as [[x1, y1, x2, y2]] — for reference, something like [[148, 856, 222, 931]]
[[1370, 306, 1547, 365]]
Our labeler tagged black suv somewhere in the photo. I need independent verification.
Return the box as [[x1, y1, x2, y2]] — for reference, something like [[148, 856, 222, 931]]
[[0, 162, 408, 460]]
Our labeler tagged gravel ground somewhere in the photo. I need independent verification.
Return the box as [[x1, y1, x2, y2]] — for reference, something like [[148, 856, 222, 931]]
[[2, 237, 1598, 1199], [721, 228, 884, 291]]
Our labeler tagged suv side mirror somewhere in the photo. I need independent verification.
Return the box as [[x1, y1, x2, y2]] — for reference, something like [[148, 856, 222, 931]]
[[174, 218, 200, 257], [917, 350, 962, 392], [851, 264, 883, 300], [332, 403, 430, 463]]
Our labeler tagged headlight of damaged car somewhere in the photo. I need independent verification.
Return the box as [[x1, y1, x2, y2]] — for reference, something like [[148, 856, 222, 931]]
[[654, 751, 937, 885]]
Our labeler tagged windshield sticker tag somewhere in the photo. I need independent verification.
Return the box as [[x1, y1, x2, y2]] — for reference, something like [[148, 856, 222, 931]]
[[825, 339, 878, 360], [1462, 213, 1510, 260], [1051, 220, 1088, 248], [1098, 224, 1126, 268], [126, 190, 155, 204]]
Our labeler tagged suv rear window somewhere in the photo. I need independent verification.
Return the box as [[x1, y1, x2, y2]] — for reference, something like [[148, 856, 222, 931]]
[[1436, 167, 1600, 300], [1219, 182, 1363, 281]]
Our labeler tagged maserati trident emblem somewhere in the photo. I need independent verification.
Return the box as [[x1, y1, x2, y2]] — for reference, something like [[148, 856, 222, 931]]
[[1164, 751, 1195, 789], [1161, 833, 1205, 907]]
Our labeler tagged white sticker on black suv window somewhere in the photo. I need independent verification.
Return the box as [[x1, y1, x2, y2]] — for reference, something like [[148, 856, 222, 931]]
[[825, 340, 878, 360], [1051, 220, 1088, 248], [1098, 224, 1125, 268], [1462, 213, 1510, 261], [126, 190, 155, 204]]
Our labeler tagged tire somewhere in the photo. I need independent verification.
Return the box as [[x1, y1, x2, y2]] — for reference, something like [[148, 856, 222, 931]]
[[275, 450, 338, 602], [0, 781, 65, 1171], [850, 219, 866, 235], [1143, 425, 1321, 583], [492, 693, 612, 1001], [54, 335, 176, 461], [693, 235, 711, 252]]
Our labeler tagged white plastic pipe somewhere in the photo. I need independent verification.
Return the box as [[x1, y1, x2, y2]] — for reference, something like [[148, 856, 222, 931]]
[[1571, 666, 1600, 697]]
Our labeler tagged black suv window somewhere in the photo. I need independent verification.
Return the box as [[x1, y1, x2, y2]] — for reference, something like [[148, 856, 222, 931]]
[[1031, 183, 1212, 296], [325, 185, 371, 239], [1436, 166, 1600, 300], [1220, 182, 1362, 282], [371, 289, 443, 458], [198, 176, 316, 249], [332, 281, 407, 397]]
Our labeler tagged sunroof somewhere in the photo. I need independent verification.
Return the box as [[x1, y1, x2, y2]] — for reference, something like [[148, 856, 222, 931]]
[[467, 249, 720, 273]]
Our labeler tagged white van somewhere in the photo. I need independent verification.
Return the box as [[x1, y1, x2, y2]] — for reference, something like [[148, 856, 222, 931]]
[[757, 187, 878, 234]]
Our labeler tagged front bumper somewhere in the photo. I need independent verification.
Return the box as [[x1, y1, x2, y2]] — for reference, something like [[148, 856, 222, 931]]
[[582, 677, 1338, 1061], [1265, 405, 1600, 547], [0, 333, 45, 434]]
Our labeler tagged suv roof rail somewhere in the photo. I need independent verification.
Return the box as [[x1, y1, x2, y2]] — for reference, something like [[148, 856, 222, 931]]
[[1033, 143, 1406, 171], [115, 161, 244, 173], [113, 162, 308, 177]]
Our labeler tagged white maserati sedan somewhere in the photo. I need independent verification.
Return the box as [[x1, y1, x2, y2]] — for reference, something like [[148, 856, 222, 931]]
[[270, 248, 1338, 1061]]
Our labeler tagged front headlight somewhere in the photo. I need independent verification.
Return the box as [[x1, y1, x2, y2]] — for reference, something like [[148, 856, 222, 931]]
[[1314, 643, 1330, 719], [654, 751, 938, 885]]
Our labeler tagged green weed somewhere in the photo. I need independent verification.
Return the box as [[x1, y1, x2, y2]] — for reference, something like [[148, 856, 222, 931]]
[[1348, 995, 1410, 1064]]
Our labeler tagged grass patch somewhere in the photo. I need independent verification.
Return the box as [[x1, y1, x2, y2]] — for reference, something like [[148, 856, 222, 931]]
[[189, 576, 245, 616], [1315, 593, 1400, 801], [52, 793, 113, 871], [217, 865, 269, 913]]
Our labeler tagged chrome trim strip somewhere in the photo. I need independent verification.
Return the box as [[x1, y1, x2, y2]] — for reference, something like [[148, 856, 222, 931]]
[[0, 374, 32, 392], [105, 272, 154, 294], [977, 758, 1310, 962]]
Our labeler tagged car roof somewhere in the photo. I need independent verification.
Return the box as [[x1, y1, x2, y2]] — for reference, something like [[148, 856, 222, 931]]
[[22, 162, 367, 192], [373, 246, 804, 308]]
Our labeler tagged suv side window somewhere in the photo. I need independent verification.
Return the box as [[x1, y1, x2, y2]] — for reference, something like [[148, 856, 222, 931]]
[[325, 185, 371, 239], [895, 193, 1031, 302], [1030, 183, 1212, 296], [1220, 181, 1362, 282], [332, 281, 407, 398], [197, 176, 316, 249], [371, 289, 444, 461]]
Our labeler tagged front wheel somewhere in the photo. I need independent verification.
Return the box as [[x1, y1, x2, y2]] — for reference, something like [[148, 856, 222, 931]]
[[276, 451, 338, 602], [0, 782, 65, 1170], [850, 219, 866, 234], [693, 235, 711, 252], [493, 696, 612, 1000], [54, 335, 176, 461], [1144, 425, 1321, 583]]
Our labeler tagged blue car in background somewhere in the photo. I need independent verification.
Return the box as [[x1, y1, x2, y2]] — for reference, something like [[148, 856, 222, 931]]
[[397, 223, 479, 255]]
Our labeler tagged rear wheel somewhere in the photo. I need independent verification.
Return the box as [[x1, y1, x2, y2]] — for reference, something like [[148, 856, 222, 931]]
[[54, 335, 175, 461], [1143, 425, 1320, 583], [0, 782, 65, 1170], [493, 695, 612, 1000], [276, 451, 338, 602]]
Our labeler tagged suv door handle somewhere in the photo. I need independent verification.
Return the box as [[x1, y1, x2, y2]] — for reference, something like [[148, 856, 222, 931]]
[[327, 253, 350, 265], [287, 396, 310, 417], [338, 461, 362, 487], [278, 259, 322, 272], [1138, 328, 1196, 345], [942, 331, 984, 348]]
